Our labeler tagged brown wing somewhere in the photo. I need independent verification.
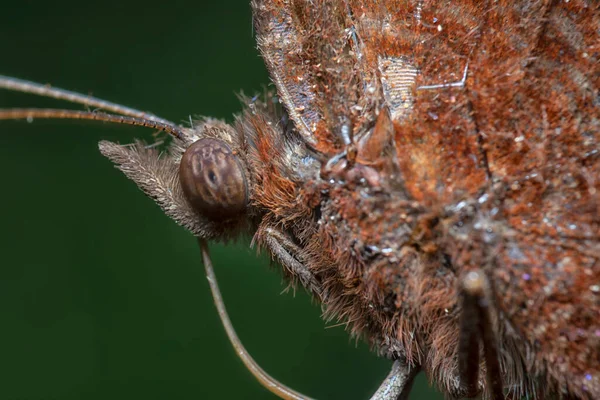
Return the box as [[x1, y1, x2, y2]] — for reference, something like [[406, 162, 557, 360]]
[[254, 0, 599, 396], [252, 0, 489, 200], [410, 0, 600, 396], [365, 1, 599, 396], [253, 0, 412, 154], [473, 2, 600, 396]]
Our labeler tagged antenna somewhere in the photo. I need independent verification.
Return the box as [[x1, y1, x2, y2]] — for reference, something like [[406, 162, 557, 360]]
[[0, 75, 176, 126], [0, 108, 186, 140]]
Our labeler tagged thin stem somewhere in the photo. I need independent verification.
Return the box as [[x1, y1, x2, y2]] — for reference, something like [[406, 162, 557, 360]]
[[197, 238, 313, 400]]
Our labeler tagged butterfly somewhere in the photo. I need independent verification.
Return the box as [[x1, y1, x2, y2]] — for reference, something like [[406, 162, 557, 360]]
[[1, 1, 598, 399]]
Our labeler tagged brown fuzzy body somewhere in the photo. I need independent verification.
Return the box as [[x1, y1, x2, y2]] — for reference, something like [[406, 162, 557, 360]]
[[100, 0, 599, 398], [249, 0, 600, 398]]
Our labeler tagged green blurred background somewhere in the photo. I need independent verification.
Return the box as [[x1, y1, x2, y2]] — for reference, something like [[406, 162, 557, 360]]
[[0, 2, 443, 399]]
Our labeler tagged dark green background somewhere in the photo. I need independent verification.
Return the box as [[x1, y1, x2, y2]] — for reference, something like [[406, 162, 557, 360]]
[[0, 2, 443, 399]]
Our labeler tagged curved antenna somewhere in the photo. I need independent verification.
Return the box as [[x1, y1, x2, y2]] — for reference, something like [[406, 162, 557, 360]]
[[197, 238, 314, 400], [0, 75, 176, 126], [0, 108, 185, 140]]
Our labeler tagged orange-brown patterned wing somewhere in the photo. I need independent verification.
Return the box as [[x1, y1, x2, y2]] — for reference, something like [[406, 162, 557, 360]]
[[356, 0, 599, 397], [473, 2, 600, 397], [252, 0, 489, 202], [254, 0, 599, 397], [253, 0, 392, 155]]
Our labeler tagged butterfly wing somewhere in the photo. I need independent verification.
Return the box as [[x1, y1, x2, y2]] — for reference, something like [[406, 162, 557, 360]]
[[253, 0, 599, 397]]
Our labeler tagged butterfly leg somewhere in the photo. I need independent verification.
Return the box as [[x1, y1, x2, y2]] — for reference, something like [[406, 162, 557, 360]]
[[456, 270, 504, 400], [262, 227, 323, 299], [369, 358, 420, 400]]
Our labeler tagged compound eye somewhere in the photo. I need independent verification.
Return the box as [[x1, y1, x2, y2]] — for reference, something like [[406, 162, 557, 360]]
[[179, 138, 248, 220]]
